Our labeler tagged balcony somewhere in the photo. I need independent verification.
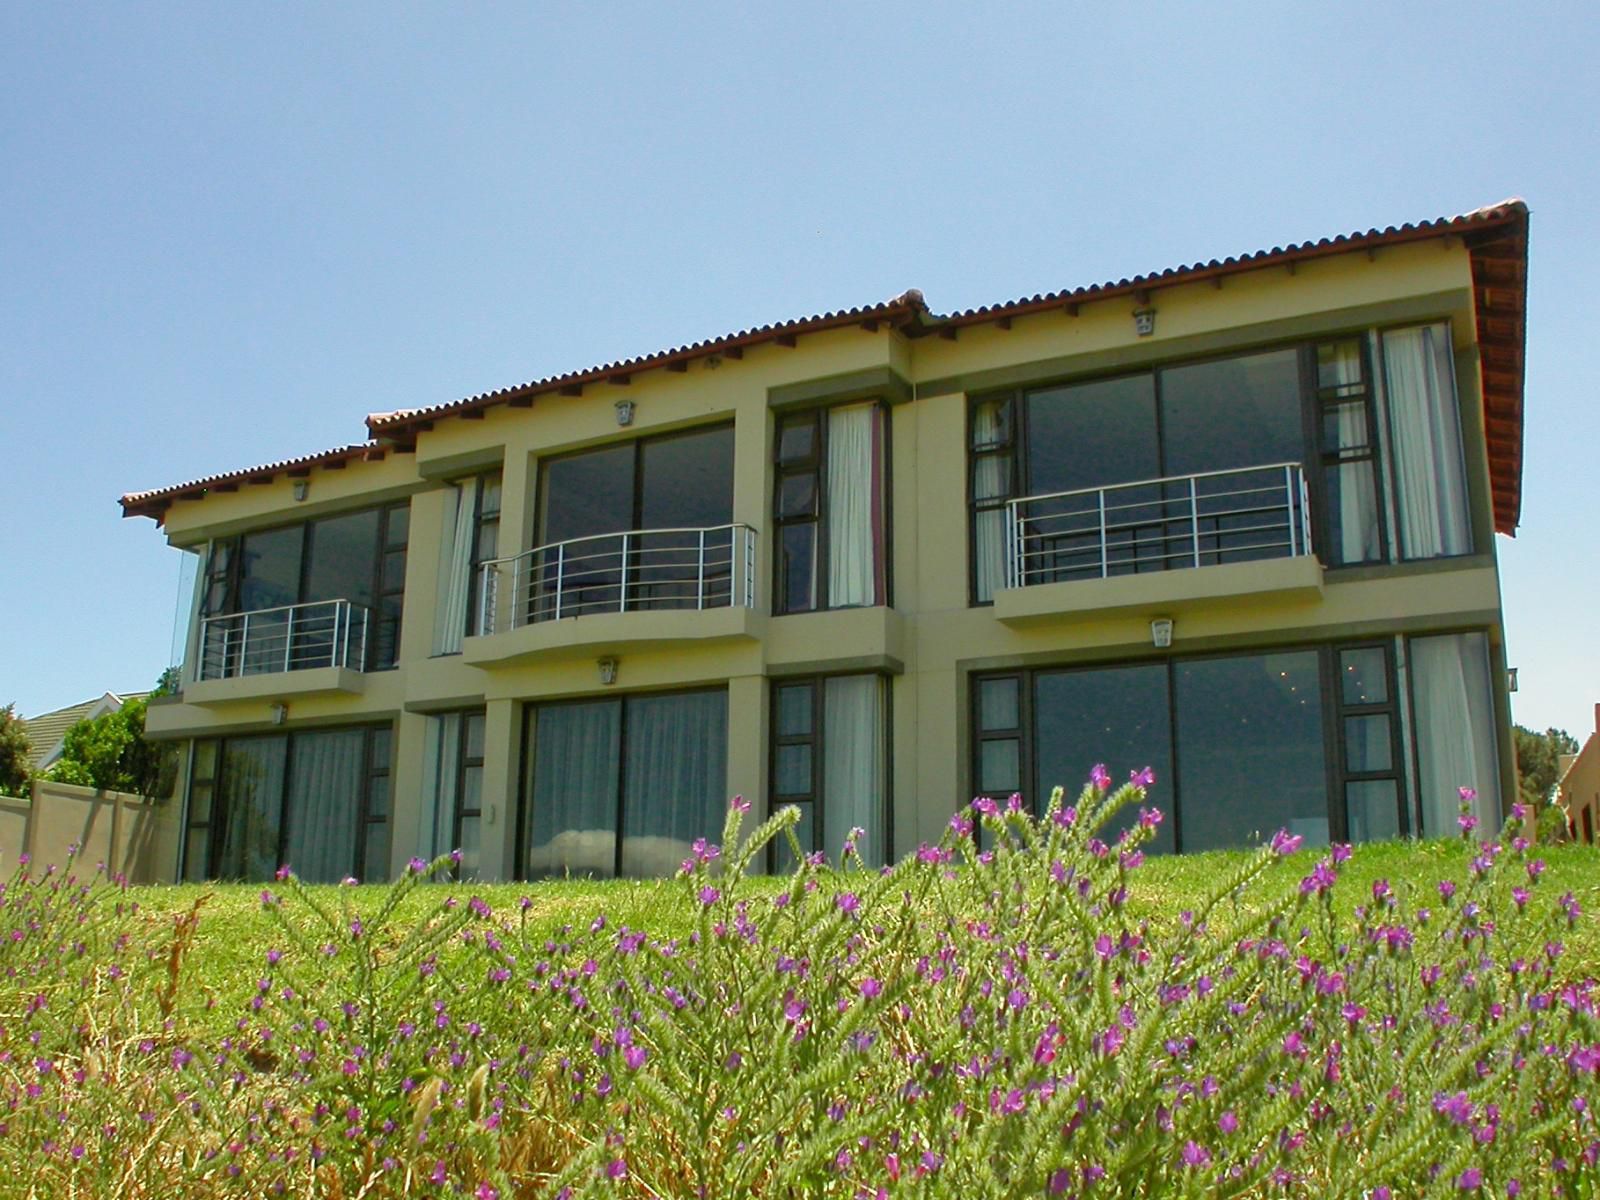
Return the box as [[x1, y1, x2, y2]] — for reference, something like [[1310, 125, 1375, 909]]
[[185, 599, 371, 705], [464, 524, 763, 668], [992, 463, 1324, 625]]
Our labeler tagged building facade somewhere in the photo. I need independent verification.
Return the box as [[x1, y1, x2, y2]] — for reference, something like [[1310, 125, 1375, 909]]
[[123, 201, 1529, 883]]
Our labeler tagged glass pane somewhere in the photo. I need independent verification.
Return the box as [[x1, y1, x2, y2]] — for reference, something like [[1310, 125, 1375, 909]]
[[1345, 715, 1393, 773], [366, 773, 390, 820], [192, 740, 218, 780], [1382, 324, 1471, 559], [479, 473, 503, 519], [370, 728, 391, 770], [971, 397, 1012, 449], [979, 739, 1020, 795], [239, 526, 303, 612], [778, 416, 817, 465], [780, 524, 817, 613], [385, 504, 410, 549], [363, 821, 391, 882], [457, 814, 481, 879], [1409, 632, 1500, 836], [779, 475, 817, 519], [1347, 780, 1400, 843], [282, 729, 365, 884], [1322, 460, 1382, 565], [526, 701, 622, 879], [1322, 401, 1371, 452], [183, 828, 209, 883], [772, 800, 815, 873], [475, 517, 499, 564], [1033, 665, 1174, 852], [1317, 340, 1366, 394], [776, 684, 813, 736], [1175, 652, 1327, 852], [776, 745, 813, 797], [622, 691, 728, 878], [215, 736, 289, 881], [304, 509, 381, 607], [641, 426, 734, 528], [978, 677, 1019, 732], [973, 507, 1006, 602], [465, 712, 487, 761], [822, 675, 886, 866], [1160, 349, 1304, 478], [383, 548, 407, 592], [461, 765, 483, 815], [971, 452, 1013, 502], [188, 783, 213, 823], [1340, 647, 1389, 705], [540, 445, 635, 544], [1025, 374, 1159, 495]]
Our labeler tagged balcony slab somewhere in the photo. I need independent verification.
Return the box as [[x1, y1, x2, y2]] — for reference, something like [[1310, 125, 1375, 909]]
[[462, 605, 766, 669], [183, 667, 369, 707], [993, 555, 1325, 627]]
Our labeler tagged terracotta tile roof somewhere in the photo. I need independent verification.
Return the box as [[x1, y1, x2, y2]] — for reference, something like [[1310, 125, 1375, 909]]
[[121, 201, 1528, 531]]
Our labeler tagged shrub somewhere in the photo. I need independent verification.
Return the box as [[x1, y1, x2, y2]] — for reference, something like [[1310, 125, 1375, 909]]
[[0, 703, 30, 797], [0, 781, 1596, 1197]]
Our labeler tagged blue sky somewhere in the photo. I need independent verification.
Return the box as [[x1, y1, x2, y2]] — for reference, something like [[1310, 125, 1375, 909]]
[[2, 3, 1595, 738]]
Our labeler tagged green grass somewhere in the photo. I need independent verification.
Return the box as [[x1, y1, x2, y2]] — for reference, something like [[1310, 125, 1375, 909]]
[[125, 837, 1600, 1040]]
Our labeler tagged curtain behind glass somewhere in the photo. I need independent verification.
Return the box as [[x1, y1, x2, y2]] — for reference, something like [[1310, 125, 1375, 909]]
[[1382, 324, 1471, 559], [526, 701, 622, 878], [826, 404, 881, 607], [622, 691, 727, 877], [433, 481, 477, 654], [1322, 341, 1382, 564], [216, 737, 288, 881], [972, 400, 1007, 602], [1410, 633, 1500, 835], [282, 730, 365, 884], [823, 675, 885, 867], [418, 714, 461, 862]]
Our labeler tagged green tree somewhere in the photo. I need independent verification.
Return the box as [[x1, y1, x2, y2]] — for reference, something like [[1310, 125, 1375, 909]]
[[48, 693, 174, 798], [1513, 724, 1579, 809], [0, 704, 31, 797]]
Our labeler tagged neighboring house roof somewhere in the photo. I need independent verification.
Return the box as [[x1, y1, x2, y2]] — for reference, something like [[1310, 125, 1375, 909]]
[[119, 200, 1529, 532], [23, 692, 149, 772]]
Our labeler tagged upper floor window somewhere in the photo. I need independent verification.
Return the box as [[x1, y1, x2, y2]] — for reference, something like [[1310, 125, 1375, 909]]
[[201, 501, 409, 673], [968, 323, 1472, 603], [435, 471, 500, 654], [774, 402, 887, 614]]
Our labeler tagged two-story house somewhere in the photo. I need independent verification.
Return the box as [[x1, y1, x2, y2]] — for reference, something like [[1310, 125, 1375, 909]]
[[122, 200, 1528, 883]]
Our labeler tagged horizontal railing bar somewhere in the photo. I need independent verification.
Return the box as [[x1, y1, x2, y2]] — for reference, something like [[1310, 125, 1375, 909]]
[[1010, 462, 1305, 509], [480, 523, 752, 569], [200, 597, 357, 624]]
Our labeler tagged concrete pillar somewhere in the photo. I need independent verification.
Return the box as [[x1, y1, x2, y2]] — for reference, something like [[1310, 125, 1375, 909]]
[[388, 709, 431, 877], [726, 674, 767, 826], [477, 697, 521, 881]]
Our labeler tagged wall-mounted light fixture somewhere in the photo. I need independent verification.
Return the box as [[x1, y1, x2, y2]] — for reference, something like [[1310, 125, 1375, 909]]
[[598, 657, 619, 686], [1150, 617, 1174, 649], [270, 701, 289, 725], [1133, 308, 1157, 337], [614, 399, 635, 427], [292, 480, 310, 502], [1507, 667, 1519, 693]]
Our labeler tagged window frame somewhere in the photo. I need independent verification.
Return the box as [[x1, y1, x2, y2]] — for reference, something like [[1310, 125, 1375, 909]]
[[771, 402, 891, 615]]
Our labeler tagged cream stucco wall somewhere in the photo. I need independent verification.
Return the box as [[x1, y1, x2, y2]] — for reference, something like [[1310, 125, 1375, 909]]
[[144, 237, 1516, 876]]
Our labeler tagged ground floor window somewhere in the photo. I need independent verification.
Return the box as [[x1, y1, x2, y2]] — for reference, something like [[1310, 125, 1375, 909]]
[[520, 688, 727, 878], [972, 635, 1501, 851], [418, 710, 486, 876], [182, 725, 392, 883], [769, 673, 890, 868]]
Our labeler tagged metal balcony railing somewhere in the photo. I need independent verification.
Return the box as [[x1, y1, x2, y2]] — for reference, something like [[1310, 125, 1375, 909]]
[[198, 599, 371, 681], [1005, 463, 1312, 589], [477, 524, 757, 636]]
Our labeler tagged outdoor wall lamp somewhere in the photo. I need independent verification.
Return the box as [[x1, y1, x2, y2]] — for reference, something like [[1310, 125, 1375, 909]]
[[598, 657, 619, 686], [1150, 617, 1174, 649], [1507, 667, 1519, 693], [614, 399, 635, 427], [270, 701, 289, 725], [292, 480, 310, 502], [1133, 307, 1157, 337]]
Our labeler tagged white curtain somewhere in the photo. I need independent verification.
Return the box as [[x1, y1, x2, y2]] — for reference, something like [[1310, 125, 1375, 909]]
[[525, 701, 622, 878], [823, 675, 886, 867], [216, 737, 288, 881], [417, 713, 461, 863], [971, 400, 1008, 601], [622, 691, 728, 877], [1382, 324, 1471, 559], [282, 730, 366, 884], [826, 404, 881, 607], [1410, 632, 1501, 836], [1322, 341, 1381, 564], [433, 480, 478, 654]]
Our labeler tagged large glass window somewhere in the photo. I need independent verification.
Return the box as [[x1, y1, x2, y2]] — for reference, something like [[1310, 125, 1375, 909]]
[[1408, 632, 1501, 835], [522, 690, 727, 879], [437, 471, 500, 651], [774, 403, 887, 614], [769, 674, 889, 868], [183, 725, 392, 883], [205, 501, 409, 671], [418, 710, 486, 877], [533, 426, 735, 619], [971, 642, 1462, 853]]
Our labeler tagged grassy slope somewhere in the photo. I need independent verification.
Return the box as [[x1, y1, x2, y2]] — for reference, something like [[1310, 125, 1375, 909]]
[[123, 838, 1600, 1039]]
